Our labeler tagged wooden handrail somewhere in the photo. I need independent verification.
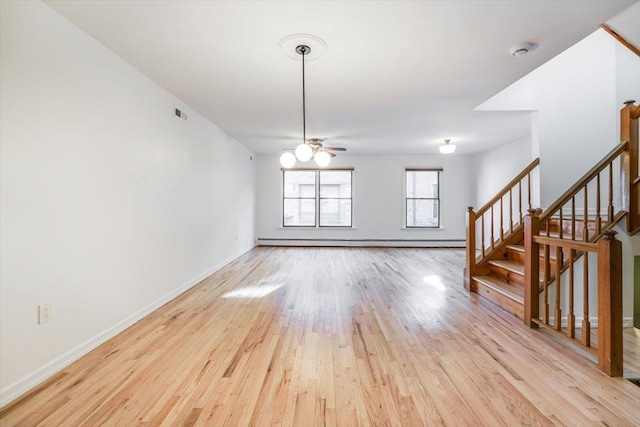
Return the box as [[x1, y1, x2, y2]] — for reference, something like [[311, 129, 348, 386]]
[[476, 158, 540, 217], [533, 235, 597, 252], [539, 142, 627, 222]]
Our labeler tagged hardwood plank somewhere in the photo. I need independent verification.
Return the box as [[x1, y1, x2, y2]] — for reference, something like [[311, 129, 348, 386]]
[[1, 247, 639, 426]]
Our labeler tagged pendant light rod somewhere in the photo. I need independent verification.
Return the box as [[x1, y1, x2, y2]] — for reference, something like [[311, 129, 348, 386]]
[[296, 45, 310, 145], [281, 38, 340, 169], [302, 46, 306, 144]]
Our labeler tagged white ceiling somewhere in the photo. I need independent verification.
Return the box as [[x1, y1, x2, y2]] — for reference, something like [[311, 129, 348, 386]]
[[44, 0, 638, 155]]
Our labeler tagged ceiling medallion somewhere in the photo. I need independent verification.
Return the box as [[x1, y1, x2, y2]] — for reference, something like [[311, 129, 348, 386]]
[[279, 34, 327, 61]]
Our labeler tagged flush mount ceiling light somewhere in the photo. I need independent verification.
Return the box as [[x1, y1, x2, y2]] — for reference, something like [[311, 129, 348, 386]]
[[279, 37, 346, 169], [439, 138, 456, 154]]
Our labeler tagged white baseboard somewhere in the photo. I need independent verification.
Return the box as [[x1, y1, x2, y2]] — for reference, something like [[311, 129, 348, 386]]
[[0, 245, 255, 407], [257, 238, 465, 248]]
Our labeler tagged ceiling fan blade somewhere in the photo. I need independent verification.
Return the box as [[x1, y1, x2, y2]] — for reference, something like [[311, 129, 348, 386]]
[[328, 152, 336, 157], [323, 147, 347, 151]]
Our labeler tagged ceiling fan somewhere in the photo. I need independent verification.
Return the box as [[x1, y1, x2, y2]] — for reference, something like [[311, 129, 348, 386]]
[[306, 138, 347, 155], [282, 137, 347, 161], [279, 42, 347, 168]]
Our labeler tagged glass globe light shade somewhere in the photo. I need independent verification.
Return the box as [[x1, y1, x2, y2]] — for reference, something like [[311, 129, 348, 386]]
[[439, 139, 456, 154], [295, 143, 313, 161], [280, 152, 296, 168], [314, 150, 331, 167]]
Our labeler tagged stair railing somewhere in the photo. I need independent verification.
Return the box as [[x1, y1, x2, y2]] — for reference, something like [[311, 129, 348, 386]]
[[537, 141, 628, 243], [525, 211, 623, 376], [465, 158, 539, 289], [523, 140, 630, 376]]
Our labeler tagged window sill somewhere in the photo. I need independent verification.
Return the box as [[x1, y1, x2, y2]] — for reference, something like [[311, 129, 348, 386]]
[[401, 227, 445, 231], [278, 227, 358, 230]]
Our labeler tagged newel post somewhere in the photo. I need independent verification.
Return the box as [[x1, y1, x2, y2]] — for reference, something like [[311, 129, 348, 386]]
[[464, 206, 476, 290], [597, 229, 623, 376], [524, 209, 540, 328], [620, 100, 639, 232]]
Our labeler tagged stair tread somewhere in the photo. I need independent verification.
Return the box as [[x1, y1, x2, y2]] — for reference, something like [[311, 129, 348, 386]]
[[488, 259, 524, 275], [506, 245, 557, 259], [473, 275, 524, 301]]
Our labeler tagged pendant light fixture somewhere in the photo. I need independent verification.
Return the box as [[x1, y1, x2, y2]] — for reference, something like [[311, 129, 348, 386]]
[[439, 138, 456, 154], [280, 44, 332, 168]]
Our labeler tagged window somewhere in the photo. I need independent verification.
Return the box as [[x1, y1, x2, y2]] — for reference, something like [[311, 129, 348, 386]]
[[320, 171, 352, 226], [283, 170, 316, 226], [283, 170, 352, 227], [406, 169, 440, 228]]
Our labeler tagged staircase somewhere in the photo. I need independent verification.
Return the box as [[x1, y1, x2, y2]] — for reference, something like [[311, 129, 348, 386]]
[[471, 216, 605, 320], [465, 100, 640, 376]]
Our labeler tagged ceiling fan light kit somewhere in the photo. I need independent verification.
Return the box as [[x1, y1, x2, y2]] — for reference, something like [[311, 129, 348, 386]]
[[280, 152, 297, 168], [295, 142, 314, 162], [314, 150, 331, 167], [439, 138, 456, 154], [280, 36, 346, 169]]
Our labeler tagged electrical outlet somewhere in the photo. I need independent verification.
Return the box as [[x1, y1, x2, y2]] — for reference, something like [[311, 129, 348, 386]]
[[38, 302, 52, 324]]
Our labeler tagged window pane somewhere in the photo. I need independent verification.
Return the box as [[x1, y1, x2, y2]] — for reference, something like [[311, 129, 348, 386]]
[[320, 199, 352, 226], [320, 171, 351, 198], [284, 171, 316, 198], [406, 171, 438, 198], [284, 199, 316, 226], [407, 199, 439, 227]]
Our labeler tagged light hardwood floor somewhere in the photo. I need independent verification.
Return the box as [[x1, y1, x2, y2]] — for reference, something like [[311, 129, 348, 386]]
[[1, 247, 639, 426]]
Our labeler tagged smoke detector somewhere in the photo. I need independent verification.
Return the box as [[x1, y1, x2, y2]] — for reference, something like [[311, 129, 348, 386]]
[[510, 42, 536, 57]]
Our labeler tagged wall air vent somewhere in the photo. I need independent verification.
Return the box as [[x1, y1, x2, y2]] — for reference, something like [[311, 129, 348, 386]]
[[174, 107, 188, 121]]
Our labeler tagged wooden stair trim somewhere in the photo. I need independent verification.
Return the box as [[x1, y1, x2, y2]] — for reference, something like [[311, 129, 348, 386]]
[[473, 275, 524, 301], [488, 259, 524, 276], [601, 24, 640, 58], [473, 276, 525, 319], [506, 245, 558, 260]]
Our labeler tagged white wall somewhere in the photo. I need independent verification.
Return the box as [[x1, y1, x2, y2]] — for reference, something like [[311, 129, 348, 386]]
[[256, 153, 472, 246], [478, 30, 619, 208], [472, 137, 533, 209], [0, 1, 256, 404]]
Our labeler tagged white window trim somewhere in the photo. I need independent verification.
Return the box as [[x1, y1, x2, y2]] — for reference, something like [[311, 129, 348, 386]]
[[279, 169, 356, 229], [401, 167, 444, 230]]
